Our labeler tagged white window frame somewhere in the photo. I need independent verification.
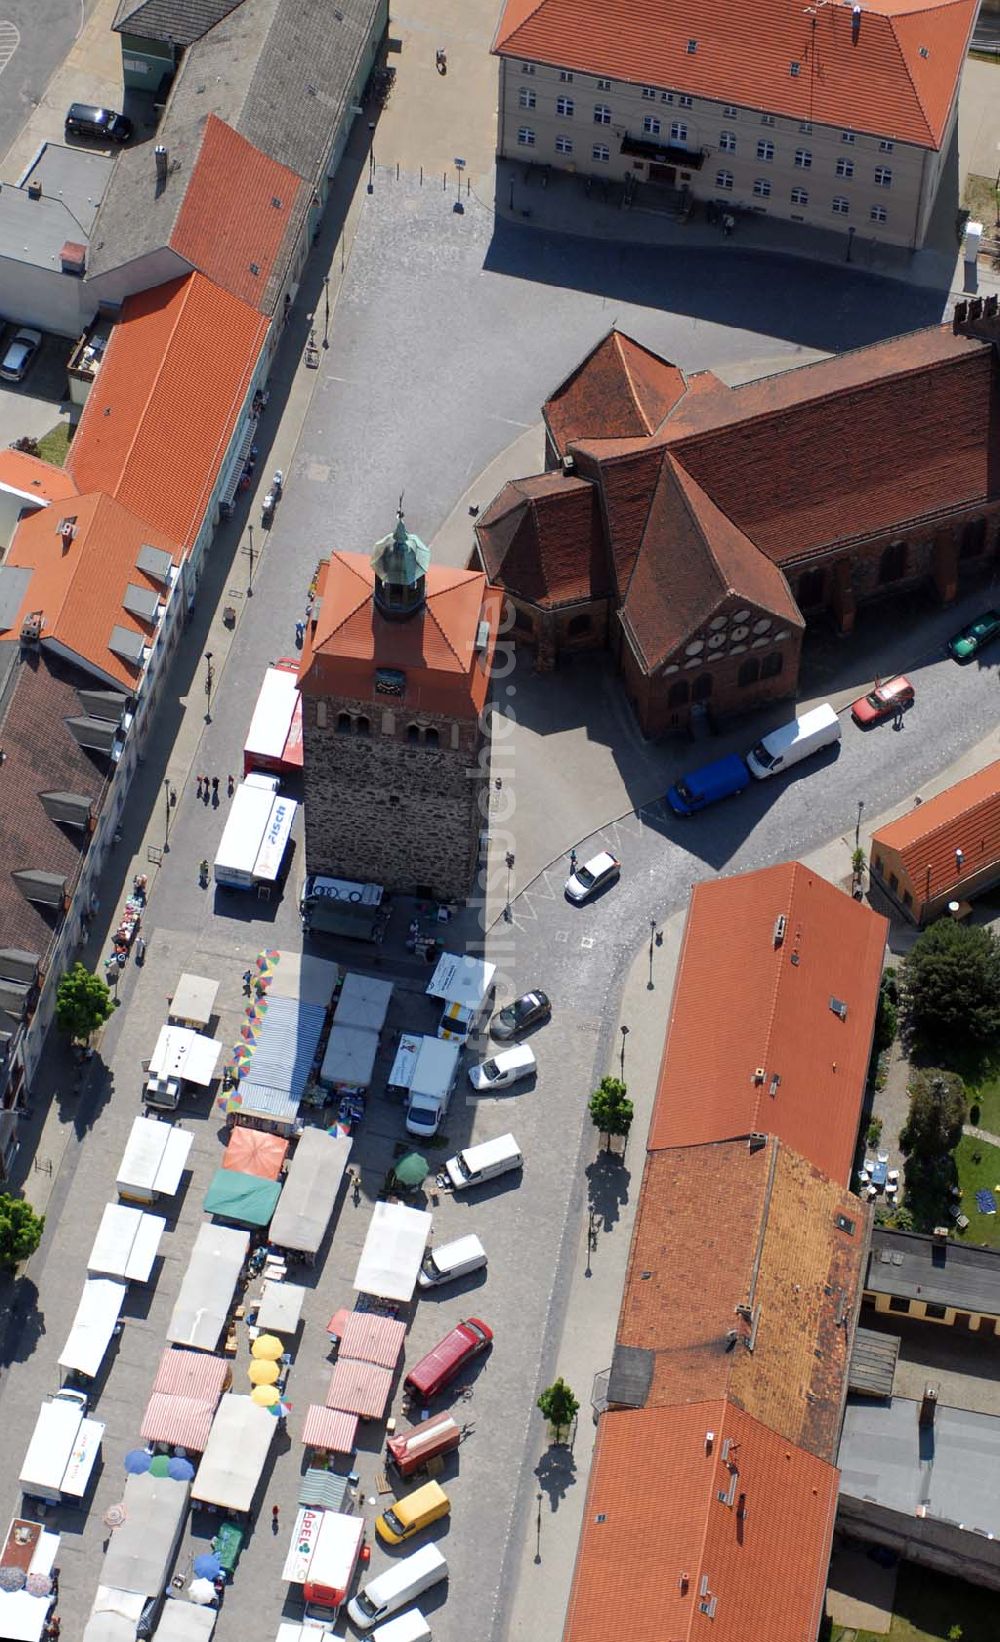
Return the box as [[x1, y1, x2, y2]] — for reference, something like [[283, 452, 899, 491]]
[[594, 104, 611, 125], [794, 148, 811, 168], [753, 177, 771, 197], [874, 166, 892, 188], [559, 69, 574, 83], [517, 127, 536, 147], [519, 87, 536, 109], [670, 121, 687, 142], [715, 169, 734, 190], [760, 113, 775, 126], [791, 185, 808, 205], [642, 85, 657, 100], [719, 130, 736, 152], [841, 130, 856, 144], [836, 157, 854, 178], [596, 77, 611, 91], [832, 194, 850, 215], [643, 115, 661, 135], [722, 105, 739, 118], [555, 134, 573, 154], [521, 61, 535, 75], [678, 94, 693, 108], [870, 203, 887, 222], [879, 139, 894, 153], [556, 95, 574, 117], [757, 139, 774, 161], [592, 142, 610, 162]]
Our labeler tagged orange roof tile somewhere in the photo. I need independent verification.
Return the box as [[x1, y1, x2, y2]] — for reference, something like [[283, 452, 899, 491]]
[[563, 1403, 838, 1642], [299, 553, 501, 719], [4, 491, 182, 690], [616, 1140, 866, 1459], [544, 330, 687, 457], [872, 759, 1000, 897], [0, 449, 78, 505], [495, 0, 977, 149], [67, 272, 268, 550], [171, 115, 310, 313], [648, 862, 887, 1182]]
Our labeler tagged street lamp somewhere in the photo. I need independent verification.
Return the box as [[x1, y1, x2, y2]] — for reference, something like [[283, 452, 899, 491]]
[[243, 524, 256, 596], [504, 850, 515, 922], [163, 777, 172, 850], [204, 651, 215, 723], [648, 916, 657, 990], [454, 156, 466, 214], [855, 799, 864, 851], [619, 1023, 630, 1081], [323, 275, 330, 348], [367, 123, 376, 193]]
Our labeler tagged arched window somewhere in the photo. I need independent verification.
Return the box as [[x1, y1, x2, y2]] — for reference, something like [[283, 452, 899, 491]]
[[737, 657, 760, 688], [406, 724, 420, 744], [355, 715, 371, 737], [566, 613, 591, 637], [878, 540, 906, 585], [760, 651, 783, 680], [667, 679, 690, 707], [692, 673, 713, 702], [424, 726, 440, 748], [336, 712, 352, 734], [796, 568, 824, 609]]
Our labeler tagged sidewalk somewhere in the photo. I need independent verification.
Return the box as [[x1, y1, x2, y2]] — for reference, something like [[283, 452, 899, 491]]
[[0, 0, 125, 181]]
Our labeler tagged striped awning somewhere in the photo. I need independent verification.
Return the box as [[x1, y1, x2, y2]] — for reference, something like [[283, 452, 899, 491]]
[[298, 1467, 354, 1510], [140, 1391, 217, 1451], [152, 1347, 230, 1401], [339, 1311, 406, 1370], [324, 1360, 394, 1419], [301, 1404, 360, 1453]]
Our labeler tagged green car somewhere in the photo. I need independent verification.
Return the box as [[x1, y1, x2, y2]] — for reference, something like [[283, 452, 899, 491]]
[[947, 608, 1000, 662]]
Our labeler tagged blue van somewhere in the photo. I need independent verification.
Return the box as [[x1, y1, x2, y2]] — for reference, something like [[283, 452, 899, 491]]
[[666, 753, 750, 816]]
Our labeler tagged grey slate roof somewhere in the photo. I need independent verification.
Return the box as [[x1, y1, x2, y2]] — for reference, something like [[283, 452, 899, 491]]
[[866, 1227, 1000, 1318], [113, 0, 244, 47], [90, 0, 380, 294]]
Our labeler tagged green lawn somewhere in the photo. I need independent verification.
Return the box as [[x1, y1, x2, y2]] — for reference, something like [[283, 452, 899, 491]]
[[832, 1560, 998, 1641], [35, 422, 72, 466], [952, 1135, 1000, 1248]]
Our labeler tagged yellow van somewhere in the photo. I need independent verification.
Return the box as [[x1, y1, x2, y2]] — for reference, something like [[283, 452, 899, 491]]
[[375, 1480, 450, 1546]]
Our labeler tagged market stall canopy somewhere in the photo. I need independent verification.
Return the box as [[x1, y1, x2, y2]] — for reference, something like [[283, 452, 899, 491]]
[[149, 1025, 223, 1088], [0, 1521, 58, 1642], [140, 1393, 217, 1453], [319, 1023, 379, 1091], [266, 951, 340, 1007], [99, 1471, 191, 1600], [153, 1602, 217, 1642], [151, 1348, 230, 1401], [267, 1130, 351, 1255], [203, 1168, 281, 1228], [426, 951, 496, 1009], [222, 1127, 288, 1180], [82, 1588, 145, 1642], [300, 1406, 358, 1455], [333, 973, 394, 1033], [338, 1311, 406, 1370], [168, 974, 219, 1032], [242, 995, 327, 1096], [324, 1360, 393, 1420], [58, 1277, 127, 1379], [166, 1225, 250, 1352], [352, 1201, 432, 1302], [87, 1203, 165, 1283], [192, 1396, 276, 1513], [255, 1281, 306, 1335], [116, 1117, 192, 1202]]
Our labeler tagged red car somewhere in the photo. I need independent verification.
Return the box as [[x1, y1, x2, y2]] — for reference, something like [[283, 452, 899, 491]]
[[850, 674, 914, 727], [404, 1318, 493, 1401]]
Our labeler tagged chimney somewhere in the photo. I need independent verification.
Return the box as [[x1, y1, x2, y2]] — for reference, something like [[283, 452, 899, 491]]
[[154, 145, 169, 188], [953, 300, 969, 333], [27, 179, 42, 201], [919, 1384, 938, 1428]]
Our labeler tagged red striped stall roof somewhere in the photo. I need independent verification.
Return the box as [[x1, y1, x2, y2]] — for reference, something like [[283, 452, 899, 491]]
[[325, 1360, 394, 1420], [152, 1347, 230, 1400], [140, 1392, 217, 1452], [339, 1312, 407, 1370], [301, 1404, 360, 1453]]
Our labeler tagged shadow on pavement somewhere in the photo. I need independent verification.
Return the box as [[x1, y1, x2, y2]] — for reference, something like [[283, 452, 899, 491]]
[[0, 1276, 44, 1368], [534, 1441, 577, 1511], [585, 1150, 631, 1235]]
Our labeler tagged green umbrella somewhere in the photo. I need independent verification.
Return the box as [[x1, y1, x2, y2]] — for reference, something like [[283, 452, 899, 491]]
[[393, 1151, 429, 1187], [148, 1455, 171, 1478]]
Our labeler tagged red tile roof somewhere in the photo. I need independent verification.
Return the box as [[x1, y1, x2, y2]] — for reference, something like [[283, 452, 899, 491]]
[[67, 272, 268, 550], [172, 115, 309, 313], [299, 553, 501, 720], [648, 862, 887, 1182], [616, 1140, 866, 1460], [562, 1402, 838, 1642], [544, 330, 687, 457], [474, 472, 611, 607], [4, 491, 182, 690], [495, 0, 977, 148], [872, 758, 1000, 899], [0, 449, 78, 505], [620, 454, 802, 667]]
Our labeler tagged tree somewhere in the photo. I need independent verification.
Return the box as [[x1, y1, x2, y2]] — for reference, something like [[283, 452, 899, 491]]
[[899, 1068, 967, 1159], [589, 1076, 634, 1151], [903, 921, 1000, 1048], [537, 1377, 579, 1440], [55, 963, 114, 1043], [873, 972, 898, 1054], [0, 1194, 44, 1269]]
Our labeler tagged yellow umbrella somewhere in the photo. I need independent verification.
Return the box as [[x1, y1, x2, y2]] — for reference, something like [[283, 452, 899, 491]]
[[251, 1384, 279, 1407], [251, 1334, 284, 1362], [247, 1359, 279, 1386]]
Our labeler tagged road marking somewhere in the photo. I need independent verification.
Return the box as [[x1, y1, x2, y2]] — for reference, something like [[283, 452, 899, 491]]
[[580, 936, 594, 948], [0, 22, 18, 76], [554, 930, 567, 943]]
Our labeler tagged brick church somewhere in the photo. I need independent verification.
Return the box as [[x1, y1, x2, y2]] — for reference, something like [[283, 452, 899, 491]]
[[473, 301, 1000, 736], [298, 509, 501, 902]]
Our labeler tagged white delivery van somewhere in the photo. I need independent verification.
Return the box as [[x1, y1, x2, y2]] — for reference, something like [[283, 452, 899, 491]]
[[346, 1544, 447, 1631], [445, 1133, 522, 1192], [372, 1611, 432, 1642], [418, 1233, 487, 1289], [405, 1037, 462, 1139], [745, 702, 840, 780], [20, 1390, 105, 1504]]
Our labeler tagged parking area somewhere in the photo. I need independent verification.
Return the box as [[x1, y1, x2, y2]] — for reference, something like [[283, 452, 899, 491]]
[[0, 330, 72, 448]]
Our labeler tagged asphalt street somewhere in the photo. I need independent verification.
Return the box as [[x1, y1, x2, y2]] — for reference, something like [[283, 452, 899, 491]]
[[0, 0, 95, 163], [1, 172, 999, 1642]]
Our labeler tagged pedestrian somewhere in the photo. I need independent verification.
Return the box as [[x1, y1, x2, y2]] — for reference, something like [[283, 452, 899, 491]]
[[271, 1504, 280, 1534], [227, 773, 235, 796], [211, 776, 219, 797], [893, 705, 904, 731], [196, 775, 203, 799], [570, 848, 578, 872], [242, 969, 253, 995]]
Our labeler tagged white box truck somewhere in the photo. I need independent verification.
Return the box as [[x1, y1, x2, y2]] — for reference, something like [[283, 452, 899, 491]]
[[20, 1391, 105, 1505], [404, 1036, 461, 1139]]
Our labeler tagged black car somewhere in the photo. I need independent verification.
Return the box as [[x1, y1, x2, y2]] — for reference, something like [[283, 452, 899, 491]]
[[65, 103, 133, 144], [489, 989, 551, 1041]]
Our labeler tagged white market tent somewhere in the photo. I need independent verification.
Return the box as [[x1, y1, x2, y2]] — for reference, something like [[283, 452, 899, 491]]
[[426, 951, 496, 1010], [192, 1395, 275, 1513], [82, 1588, 145, 1642], [154, 1602, 217, 1642], [168, 974, 219, 1031], [0, 1523, 58, 1642], [318, 1023, 379, 1091], [267, 951, 340, 1007], [352, 1201, 432, 1303], [166, 1224, 249, 1351], [256, 1279, 306, 1334], [333, 973, 394, 1033], [268, 1131, 352, 1256], [149, 1025, 223, 1087], [99, 1471, 191, 1599], [87, 1203, 165, 1283], [117, 1117, 193, 1204], [58, 1277, 127, 1379]]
